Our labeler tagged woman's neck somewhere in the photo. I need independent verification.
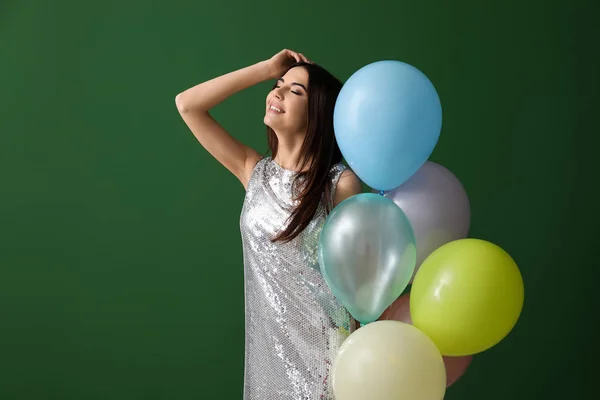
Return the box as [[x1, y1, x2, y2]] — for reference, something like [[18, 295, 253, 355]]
[[272, 135, 311, 172]]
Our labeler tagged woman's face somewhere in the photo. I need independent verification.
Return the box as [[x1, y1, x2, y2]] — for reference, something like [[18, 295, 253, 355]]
[[264, 66, 309, 136]]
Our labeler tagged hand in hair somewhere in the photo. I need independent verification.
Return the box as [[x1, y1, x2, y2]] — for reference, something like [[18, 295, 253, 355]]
[[266, 49, 311, 79]]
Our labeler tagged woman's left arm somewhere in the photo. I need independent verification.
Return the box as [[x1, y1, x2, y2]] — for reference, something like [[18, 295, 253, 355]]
[[333, 170, 363, 207]]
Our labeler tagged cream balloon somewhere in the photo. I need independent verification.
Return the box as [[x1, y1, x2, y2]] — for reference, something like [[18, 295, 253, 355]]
[[332, 320, 446, 400]]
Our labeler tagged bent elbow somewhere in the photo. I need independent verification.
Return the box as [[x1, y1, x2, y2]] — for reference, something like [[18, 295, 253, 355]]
[[175, 93, 188, 114]]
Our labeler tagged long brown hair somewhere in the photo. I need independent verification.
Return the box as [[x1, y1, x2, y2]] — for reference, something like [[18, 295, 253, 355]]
[[267, 62, 344, 243]]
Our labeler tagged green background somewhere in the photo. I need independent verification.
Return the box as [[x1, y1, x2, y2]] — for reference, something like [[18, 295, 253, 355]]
[[1, 0, 597, 398]]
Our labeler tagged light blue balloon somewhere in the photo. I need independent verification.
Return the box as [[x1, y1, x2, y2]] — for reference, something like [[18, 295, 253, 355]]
[[318, 193, 417, 324], [334, 60, 442, 191]]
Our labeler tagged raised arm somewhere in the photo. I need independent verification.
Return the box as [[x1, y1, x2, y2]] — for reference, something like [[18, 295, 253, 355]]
[[174, 61, 272, 189], [175, 50, 309, 189]]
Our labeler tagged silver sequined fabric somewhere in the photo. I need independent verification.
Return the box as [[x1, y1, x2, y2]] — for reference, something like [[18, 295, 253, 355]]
[[240, 157, 356, 400]]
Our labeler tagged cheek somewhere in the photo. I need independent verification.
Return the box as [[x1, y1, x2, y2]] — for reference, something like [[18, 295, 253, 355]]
[[290, 101, 308, 121]]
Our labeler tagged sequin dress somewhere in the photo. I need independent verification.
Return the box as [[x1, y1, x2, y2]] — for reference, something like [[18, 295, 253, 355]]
[[240, 157, 356, 400]]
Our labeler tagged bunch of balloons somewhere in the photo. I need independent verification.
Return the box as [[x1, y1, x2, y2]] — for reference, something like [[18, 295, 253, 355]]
[[318, 61, 525, 400]]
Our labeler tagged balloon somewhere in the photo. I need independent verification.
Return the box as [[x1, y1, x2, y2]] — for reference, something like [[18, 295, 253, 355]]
[[334, 60, 442, 191], [444, 356, 473, 387], [380, 293, 413, 323], [318, 193, 416, 324], [332, 320, 446, 400], [382, 161, 470, 280], [380, 293, 473, 387], [410, 238, 525, 356]]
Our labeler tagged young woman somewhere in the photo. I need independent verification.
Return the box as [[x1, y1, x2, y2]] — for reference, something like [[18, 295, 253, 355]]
[[175, 49, 362, 399]]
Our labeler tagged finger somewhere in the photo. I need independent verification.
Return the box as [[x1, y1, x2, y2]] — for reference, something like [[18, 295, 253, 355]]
[[298, 53, 310, 63], [287, 49, 301, 62]]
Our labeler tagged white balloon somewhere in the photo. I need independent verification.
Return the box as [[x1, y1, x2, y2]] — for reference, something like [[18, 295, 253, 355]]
[[382, 161, 470, 280], [332, 320, 446, 400]]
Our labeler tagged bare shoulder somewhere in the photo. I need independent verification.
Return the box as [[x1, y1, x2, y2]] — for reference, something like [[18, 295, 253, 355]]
[[333, 168, 362, 206]]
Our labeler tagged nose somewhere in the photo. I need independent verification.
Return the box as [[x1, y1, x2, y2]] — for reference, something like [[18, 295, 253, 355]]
[[274, 87, 284, 100]]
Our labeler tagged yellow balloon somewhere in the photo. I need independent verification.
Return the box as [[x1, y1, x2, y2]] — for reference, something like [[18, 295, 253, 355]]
[[410, 238, 524, 356], [332, 321, 446, 400]]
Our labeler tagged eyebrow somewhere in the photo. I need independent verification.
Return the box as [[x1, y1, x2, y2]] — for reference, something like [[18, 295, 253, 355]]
[[278, 78, 307, 91]]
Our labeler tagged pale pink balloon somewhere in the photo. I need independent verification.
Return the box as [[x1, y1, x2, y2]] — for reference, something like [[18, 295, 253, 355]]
[[380, 293, 413, 323], [443, 355, 473, 387], [379, 293, 473, 387]]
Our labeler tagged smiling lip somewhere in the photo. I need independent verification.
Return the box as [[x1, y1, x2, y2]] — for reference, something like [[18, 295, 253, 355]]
[[268, 103, 284, 114]]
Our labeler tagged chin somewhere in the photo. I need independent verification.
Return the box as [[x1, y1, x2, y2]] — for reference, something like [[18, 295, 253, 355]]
[[264, 114, 282, 131], [264, 115, 304, 137]]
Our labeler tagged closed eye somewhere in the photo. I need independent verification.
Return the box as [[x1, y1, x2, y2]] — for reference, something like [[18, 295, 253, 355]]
[[276, 78, 307, 95], [274, 85, 302, 96]]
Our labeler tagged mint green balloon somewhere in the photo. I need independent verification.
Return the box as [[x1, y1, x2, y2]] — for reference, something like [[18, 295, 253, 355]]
[[318, 193, 416, 324]]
